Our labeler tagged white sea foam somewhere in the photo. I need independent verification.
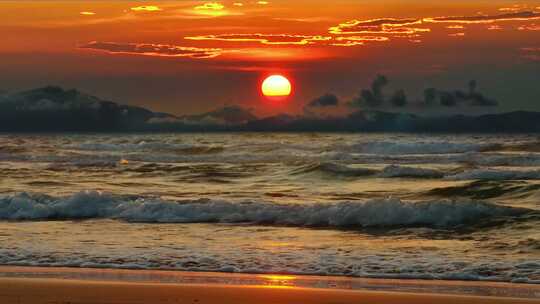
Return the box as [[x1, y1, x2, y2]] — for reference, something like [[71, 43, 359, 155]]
[[0, 191, 529, 228]]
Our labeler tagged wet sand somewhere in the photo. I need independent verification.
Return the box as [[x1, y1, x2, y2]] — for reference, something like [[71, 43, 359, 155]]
[[0, 266, 539, 304]]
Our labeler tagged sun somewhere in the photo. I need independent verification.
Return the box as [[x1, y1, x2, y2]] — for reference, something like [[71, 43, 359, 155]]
[[261, 75, 292, 98]]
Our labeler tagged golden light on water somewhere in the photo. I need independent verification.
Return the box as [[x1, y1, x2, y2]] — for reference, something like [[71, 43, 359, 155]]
[[259, 274, 297, 288]]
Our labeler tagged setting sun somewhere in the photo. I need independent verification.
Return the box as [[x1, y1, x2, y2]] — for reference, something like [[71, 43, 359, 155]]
[[261, 75, 292, 97], [2, 1, 540, 302]]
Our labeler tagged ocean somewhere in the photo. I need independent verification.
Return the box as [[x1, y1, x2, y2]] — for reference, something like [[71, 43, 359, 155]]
[[0, 133, 539, 283]]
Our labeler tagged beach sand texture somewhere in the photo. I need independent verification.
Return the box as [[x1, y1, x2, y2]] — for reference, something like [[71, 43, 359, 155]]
[[0, 267, 539, 304]]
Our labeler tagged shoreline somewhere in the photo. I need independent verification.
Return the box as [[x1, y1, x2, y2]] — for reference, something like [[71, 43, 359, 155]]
[[0, 266, 538, 303]]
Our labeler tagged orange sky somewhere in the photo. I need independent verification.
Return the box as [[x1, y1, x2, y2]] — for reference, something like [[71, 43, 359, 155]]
[[1, 1, 539, 116]]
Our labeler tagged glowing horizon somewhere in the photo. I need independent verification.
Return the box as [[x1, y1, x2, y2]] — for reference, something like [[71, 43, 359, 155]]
[[0, 1, 539, 116]]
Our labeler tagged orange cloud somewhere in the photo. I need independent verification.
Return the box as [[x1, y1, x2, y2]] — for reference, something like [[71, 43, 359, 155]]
[[499, 5, 528, 12], [331, 41, 365, 47], [329, 18, 430, 35], [192, 2, 235, 17], [185, 34, 332, 45], [195, 2, 225, 10], [487, 25, 503, 30], [424, 11, 540, 24], [336, 36, 389, 42], [448, 32, 466, 37], [517, 24, 540, 31], [79, 41, 222, 59], [80, 11, 96, 16], [130, 6, 162, 12], [446, 25, 465, 29], [331, 36, 389, 47]]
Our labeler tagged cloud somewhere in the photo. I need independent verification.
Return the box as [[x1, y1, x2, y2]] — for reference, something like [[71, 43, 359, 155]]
[[424, 80, 498, 107], [194, 2, 225, 11], [130, 6, 163, 12], [307, 94, 339, 107], [424, 11, 540, 24], [336, 36, 390, 42], [389, 89, 407, 107], [79, 41, 223, 59], [329, 18, 430, 35], [80, 11, 96, 16], [350, 75, 389, 107], [487, 25, 504, 30], [185, 33, 332, 45], [517, 24, 540, 31], [303, 94, 342, 117], [331, 36, 390, 46], [331, 41, 365, 47], [272, 17, 331, 23], [521, 47, 540, 61], [193, 2, 229, 17], [499, 5, 529, 12], [349, 76, 497, 108]]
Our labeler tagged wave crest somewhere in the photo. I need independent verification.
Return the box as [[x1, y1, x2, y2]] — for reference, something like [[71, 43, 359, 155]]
[[0, 191, 531, 228]]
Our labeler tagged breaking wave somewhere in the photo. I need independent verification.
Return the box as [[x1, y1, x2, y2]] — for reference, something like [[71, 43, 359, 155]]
[[0, 191, 532, 228]]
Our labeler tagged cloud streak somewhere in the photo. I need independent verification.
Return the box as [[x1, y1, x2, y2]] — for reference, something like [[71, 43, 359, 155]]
[[185, 33, 332, 45], [517, 24, 540, 31], [79, 41, 223, 59], [329, 18, 430, 35], [424, 11, 540, 24], [130, 6, 163, 12], [194, 3, 225, 11]]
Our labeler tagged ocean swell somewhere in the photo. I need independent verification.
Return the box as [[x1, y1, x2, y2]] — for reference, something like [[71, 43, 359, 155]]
[[0, 191, 531, 228], [352, 141, 497, 155]]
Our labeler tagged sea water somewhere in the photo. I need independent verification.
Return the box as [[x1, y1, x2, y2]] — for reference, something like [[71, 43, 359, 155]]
[[0, 133, 539, 283]]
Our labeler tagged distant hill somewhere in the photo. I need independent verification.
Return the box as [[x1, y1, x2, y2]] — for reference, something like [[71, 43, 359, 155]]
[[0, 86, 165, 132], [1, 86, 540, 133]]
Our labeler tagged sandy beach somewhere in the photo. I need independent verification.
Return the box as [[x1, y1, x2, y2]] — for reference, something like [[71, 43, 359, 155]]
[[0, 267, 538, 304]]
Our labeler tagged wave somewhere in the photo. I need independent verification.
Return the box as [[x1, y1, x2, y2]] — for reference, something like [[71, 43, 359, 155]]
[[469, 153, 540, 167], [379, 165, 444, 178], [446, 169, 540, 181], [73, 142, 224, 154], [292, 162, 377, 177], [428, 180, 540, 200], [351, 141, 497, 155], [0, 191, 532, 228], [294, 163, 445, 179]]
